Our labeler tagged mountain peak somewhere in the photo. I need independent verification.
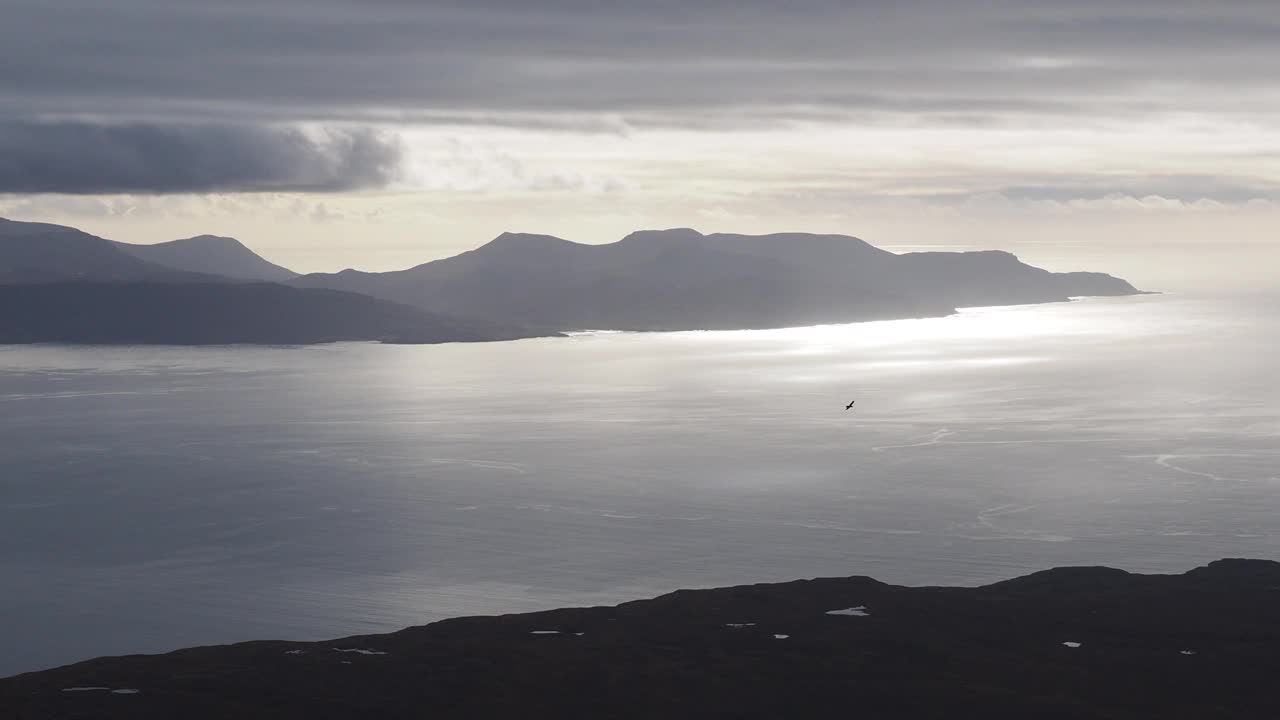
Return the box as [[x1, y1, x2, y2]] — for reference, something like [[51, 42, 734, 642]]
[[479, 232, 579, 252], [112, 233, 297, 282], [176, 234, 248, 248], [619, 228, 705, 244]]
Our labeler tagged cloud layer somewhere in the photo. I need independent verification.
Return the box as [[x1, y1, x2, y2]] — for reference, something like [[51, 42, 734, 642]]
[[0, 122, 403, 194], [3, 1, 1280, 124], [2, 1, 1278, 198]]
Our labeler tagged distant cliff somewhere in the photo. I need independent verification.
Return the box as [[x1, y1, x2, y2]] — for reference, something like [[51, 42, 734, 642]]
[[293, 228, 1142, 331], [2, 559, 1275, 719]]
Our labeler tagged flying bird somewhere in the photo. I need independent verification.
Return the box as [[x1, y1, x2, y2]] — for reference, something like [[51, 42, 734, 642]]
[[845, 400, 856, 410]]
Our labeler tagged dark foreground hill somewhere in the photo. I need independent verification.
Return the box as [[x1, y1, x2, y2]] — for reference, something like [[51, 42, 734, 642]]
[[293, 228, 1142, 331], [3, 559, 1276, 719], [0, 283, 543, 345]]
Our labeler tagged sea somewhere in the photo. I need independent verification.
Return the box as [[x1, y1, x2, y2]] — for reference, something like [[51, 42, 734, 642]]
[[2, 292, 1277, 676]]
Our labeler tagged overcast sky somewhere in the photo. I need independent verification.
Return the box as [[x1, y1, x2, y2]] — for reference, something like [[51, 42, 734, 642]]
[[2, 0, 1277, 288]]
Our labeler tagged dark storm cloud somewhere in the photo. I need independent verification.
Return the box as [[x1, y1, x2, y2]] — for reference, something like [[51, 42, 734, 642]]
[[0, 122, 404, 194], [2, 0, 1279, 124], [2, 0, 1277, 195]]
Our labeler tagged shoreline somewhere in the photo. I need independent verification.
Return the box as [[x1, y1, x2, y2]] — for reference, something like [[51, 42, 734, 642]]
[[0, 290, 1151, 349]]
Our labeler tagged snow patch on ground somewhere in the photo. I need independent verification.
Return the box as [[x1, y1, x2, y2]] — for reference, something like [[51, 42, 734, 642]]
[[332, 647, 388, 655], [725, 623, 756, 628], [773, 634, 790, 640], [1063, 642, 1081, 648], [530, 630, 561, 635], [111, 689, 140, 695], [62, 687, 110, 692], [826, 606, 870, 617]]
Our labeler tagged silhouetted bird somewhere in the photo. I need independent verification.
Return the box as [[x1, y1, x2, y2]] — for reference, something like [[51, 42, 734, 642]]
[[845, 400, 856, 410]]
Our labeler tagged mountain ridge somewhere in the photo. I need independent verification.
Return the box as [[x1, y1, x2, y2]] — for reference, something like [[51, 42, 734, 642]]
[[0, 217, 193, 283], [292, 227, 1141, 331], [2, 219, 1145, 338], [0, 218, 294, 284], [112, 234, 298, 282]]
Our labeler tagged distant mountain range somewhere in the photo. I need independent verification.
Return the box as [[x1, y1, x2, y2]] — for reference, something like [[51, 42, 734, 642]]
[[292, 228, 1141, 331], [0, 217, 1143, 344], [0, 218, 537, 345]]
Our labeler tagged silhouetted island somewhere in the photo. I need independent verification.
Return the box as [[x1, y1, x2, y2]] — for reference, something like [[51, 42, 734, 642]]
[[3, 559, 1276, 719], [293, 228, 1142, 331], [3, 218, 1145, 343]]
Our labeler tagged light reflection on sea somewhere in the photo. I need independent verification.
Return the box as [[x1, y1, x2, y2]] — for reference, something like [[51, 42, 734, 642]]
[[1, 293, 1276, 676]]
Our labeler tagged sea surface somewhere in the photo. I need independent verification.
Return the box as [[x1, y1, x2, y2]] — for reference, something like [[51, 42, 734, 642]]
[[2, 292, 1277, 677]]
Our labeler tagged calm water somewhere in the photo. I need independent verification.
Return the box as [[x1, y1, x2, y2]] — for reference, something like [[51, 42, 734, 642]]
[[2, 293, 1278, 676]]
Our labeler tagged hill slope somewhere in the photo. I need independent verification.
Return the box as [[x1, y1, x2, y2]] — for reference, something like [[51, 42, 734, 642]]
[[2, 559, 1275, 719], [0, 218, 183, 283], [0, 218, 297, 283], [113, 235, 297, 282], [0, 282, 542, 345], [293, 228, 1141, 331]]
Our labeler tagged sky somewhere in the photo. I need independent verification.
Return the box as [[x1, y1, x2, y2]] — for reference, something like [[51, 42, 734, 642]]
[[1, 0, 1277, 290]]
